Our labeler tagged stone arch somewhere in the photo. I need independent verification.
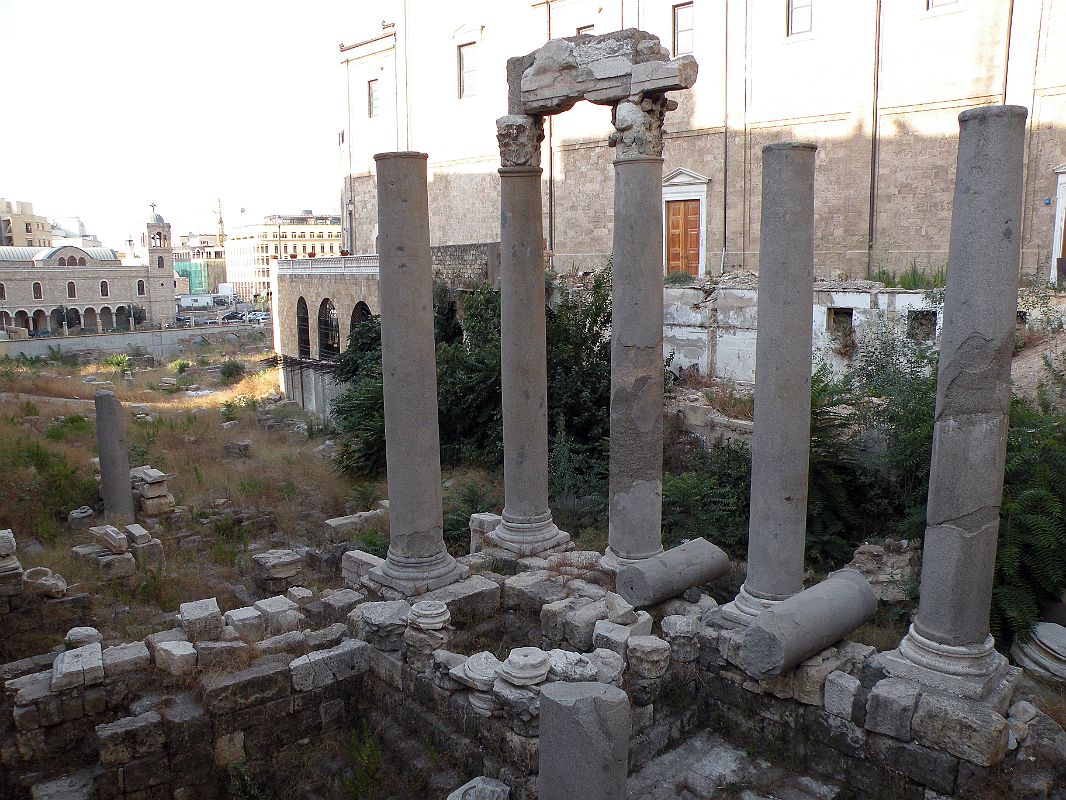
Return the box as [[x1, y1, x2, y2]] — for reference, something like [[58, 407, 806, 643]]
[[317, 298, 339, 358], [0, 282, 6, 301], [58, 256, 67, 267], [14, 310, 30, 330], [50, 308, 64, 330], [32, 309, 49, 332], [0, 310, 12, 328], [296, 297, 311, 359], [66, 307, 81, 329], [83, 307, 98, 332], [77, 257, 86, 266], [100, 306, 115, 329]]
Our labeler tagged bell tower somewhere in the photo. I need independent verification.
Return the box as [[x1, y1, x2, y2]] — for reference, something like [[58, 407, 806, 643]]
[[145, 205, 176, 327]]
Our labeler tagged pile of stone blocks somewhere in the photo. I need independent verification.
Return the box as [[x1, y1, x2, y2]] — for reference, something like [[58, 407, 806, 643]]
[[0, 529, 24, 614], [71, 523, 165, 581], [130, 465, 176, 521], [252, 548, 302, 592], [846, 539, 921, 603]]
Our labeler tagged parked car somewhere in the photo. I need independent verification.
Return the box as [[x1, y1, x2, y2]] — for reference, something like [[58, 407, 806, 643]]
[[246, 312, 271, 325], [221, 311, 244, 323]]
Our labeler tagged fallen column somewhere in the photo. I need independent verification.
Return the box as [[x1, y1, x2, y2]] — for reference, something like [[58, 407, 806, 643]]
[[489, 114, 570, 556], [721, 142, 817, 625], [883, 105, 1028, 699], [615, 537, 730, 608], [604, 96, 671, 568], [739, 568, 877, 678], [95, 389, 135, 523], [367, 152, 468, 596], [538, 681, 631, 800]]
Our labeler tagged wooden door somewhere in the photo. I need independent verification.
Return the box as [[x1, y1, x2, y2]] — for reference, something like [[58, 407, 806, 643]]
[[666, 199, 700, 276]]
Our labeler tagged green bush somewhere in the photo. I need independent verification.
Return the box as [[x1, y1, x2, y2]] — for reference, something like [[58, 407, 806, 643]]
[[442, 482, 499, 556], [0, 438, 97, 542], [44, 414, 93, 442], [662, 441, 752, 557], [219, 360, 246, 383], [170, 359, 192, 374], [104, 353, 131, 372]]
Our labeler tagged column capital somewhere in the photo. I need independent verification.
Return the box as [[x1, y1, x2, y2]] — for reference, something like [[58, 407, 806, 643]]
[[609, 95, 674, 160], [497, 114, 545, 168]]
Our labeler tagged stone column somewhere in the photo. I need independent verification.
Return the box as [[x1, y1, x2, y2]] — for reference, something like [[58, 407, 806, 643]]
[[489, 115, 570, 556], [721, 142, 817, 625], [884, 106, 1027, 699], [604, 96, 670, 567], [368, 152, 468, 596], [95, 389, 135, 523]]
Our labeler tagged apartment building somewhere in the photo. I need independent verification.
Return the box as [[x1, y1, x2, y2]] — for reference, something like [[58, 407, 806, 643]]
[[225, 212, 342, 301]]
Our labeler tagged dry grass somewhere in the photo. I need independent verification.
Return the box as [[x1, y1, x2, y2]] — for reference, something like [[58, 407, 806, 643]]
[[703, 381, 755, 421]]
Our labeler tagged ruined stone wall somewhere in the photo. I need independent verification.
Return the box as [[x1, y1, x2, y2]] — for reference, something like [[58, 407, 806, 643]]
[[431, 242, 501, 290]]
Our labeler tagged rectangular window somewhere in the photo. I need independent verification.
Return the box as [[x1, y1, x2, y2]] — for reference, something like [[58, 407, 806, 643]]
[[927, 0, 957, 7], [367, 79, 380, 117], [672, 3, 694, 56], [576, 24, 595, 36], [24, 222, 32, 234], [458, 42, 477, 99], [788, 0, 813, 36]]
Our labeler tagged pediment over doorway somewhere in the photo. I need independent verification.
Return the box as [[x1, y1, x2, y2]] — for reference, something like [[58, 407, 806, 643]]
[[663, 167, 710, 186]]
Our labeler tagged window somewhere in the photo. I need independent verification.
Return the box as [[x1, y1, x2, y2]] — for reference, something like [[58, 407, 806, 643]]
[[137, 280, 146, 296], [297, 298, 311, 358], [58, 257, 67, 267], [24, 222, 31, 234], [672, 3, 694, 55], [927, 0, 957, 7], [458, 42, 477, 98], [368, 79, 380, 117], [576, 24, 595, 35], [157, 256, 164, 269], [100, 280, 109, 298], [318, 298, 340, 357], [33, 282, 43, 300], [787, 0, 812, 35], [78, 257, 86, 266], [67, 281, 77, 299], [0, 283, 5, 301]]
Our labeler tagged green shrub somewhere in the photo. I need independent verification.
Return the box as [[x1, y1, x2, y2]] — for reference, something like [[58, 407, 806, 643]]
[[104, 353, 131, 372], [219, 360, 246, 383], [662, 441, 752, 557], [442, 482, 499, 556], [664, 270, 697, 285], [44, 414, 93, 442], [170, 359, 192, 374], [0, 438, 97, 539]]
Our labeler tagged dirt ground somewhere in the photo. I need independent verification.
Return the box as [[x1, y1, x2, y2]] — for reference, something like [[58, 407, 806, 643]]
[[1012, 329, 1066, 401]]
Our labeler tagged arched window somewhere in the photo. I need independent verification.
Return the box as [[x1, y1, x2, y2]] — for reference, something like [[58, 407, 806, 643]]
[[296, 297, 311, 358], [32, 282, 43, 300], [100, 280, 109, 297], [58, 257, 67, 267], [137, 280, 146, 296], [0, 283, 5, 301], [350, 301, 371, 337], [77, 257, 86, 266], [157, 256, 164, 269], [318, 298, 340, 357], [67, 281, 76, 299]]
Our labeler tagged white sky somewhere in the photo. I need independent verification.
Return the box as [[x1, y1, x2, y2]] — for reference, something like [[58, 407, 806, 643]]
[[0, 0, 369, 250]]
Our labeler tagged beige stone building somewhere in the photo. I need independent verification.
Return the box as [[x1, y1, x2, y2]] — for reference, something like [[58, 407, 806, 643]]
[[0, 199, 52, 249], [339, 0, 1066, 281], [226, 212, 342, 302]]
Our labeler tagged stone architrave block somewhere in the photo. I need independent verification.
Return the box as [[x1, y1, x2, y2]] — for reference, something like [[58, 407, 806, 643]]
[[179, 598, 224, 643], [538, 681, 631, 800], [592, 612, 653, 657], [224, 607, 266, 641], [341, 550, 385, 588], [102, 642, 151, 679], [911, 693, 1010, 767], [124, 524, 152, 545], [51, 642, 104, 691], [155, 641, 197, 676], [565, 599, 608, 651], [824, 670, 861, 720], [447, 776, 511, 800], [95, 711, 165, 766], [289, 639, 370, 691], [253, 549, 302, 580], [864, 678, 921, 741]]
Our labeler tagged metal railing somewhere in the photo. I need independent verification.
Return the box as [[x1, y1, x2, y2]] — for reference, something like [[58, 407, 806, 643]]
[[276, 254, 379, 276]]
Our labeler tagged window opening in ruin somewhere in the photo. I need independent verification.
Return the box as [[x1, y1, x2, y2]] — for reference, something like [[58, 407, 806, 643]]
[[458, 42, 477, 98], [906, 309, 936, 341], [787, 0, 813, 36], [672, 3, 694, 55], [351, 301, 371, 333], [827, 306, 856, 358], [318, 298, 340, 357], [577, 24, 595, 36], [368, 79, 380, 117], [297, 297, 311, 359], [0, 283, 5, 301]]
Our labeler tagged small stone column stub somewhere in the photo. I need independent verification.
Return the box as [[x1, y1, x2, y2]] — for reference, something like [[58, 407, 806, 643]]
[[368, 152, 468, 596], [603, 95, 671, 568], [95, 389, 135, 523], [884, 105, 1028, 699], [721, 141, 817, 625], [489, 114, 571, 556]]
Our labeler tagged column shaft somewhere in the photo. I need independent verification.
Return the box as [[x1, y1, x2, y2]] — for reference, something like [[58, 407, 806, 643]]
[[722, 142, 816, 623], [493, 164, 570, 554], [95, 389, 135, 523], [607, 156, 666, 563], [913, 106, 1027, 647], [369, 151, 467, 595]]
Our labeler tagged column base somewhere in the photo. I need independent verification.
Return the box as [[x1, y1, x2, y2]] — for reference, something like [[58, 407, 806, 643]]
[[598, 544, 665, 574], [488, 516, 571, 557], [881, 624, 1011, 700], [718, 582, 784, 627], [367, 549, 470, 597]]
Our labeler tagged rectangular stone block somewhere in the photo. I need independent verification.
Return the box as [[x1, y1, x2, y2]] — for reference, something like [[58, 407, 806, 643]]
[[503, 572, 567, 612], [131, 539, 166, 569], [102, 642, 151, 679], [90, 525, 129, 554], [864, 678, 920, 741], [823, 670, 861, 720], [51, 643, 104, 691], [179, 598, 223, 642], [541, 596, 592, 642], [194, 640, 250, 669], [565, 599, 608, 651], [95, 711, 165, 766], [289, 639, 370, 691], [124, 524, 152, 545], [198, 660, 291, 714], [867, 732, 959, 794], [320, 588, 366, 624], [911, 693, 1009, 767], [223, 607, 265, 641], [419, 574, 502, 622], [155, 641, 197, 676], [341, 549, 384, 588]]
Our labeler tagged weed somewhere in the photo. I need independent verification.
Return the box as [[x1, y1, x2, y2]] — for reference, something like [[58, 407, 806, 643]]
[[227, 764, 276, 800], [664, 270, 698, 285], [18, 400, 38, 417], [348, 483, 381, 512], [339, 722, 382, 799], [136, 567, 165, 606], [443, 482, 498, 556], [220, 360, 247, 384], [170, 359, 192, 374], [104, 353, 131, 372], [43, 414, 93, 442]]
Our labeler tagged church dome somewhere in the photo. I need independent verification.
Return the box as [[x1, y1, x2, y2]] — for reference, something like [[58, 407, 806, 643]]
[[149, 213, 165, 224]]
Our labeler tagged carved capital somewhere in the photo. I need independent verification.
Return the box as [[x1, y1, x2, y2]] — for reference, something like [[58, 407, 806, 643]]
[[609, 95, 674, 160], [497, 114, 545, 168]]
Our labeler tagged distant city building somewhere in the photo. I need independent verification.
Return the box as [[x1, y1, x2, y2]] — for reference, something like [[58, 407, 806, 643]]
[[174, 233, 226, 295], [225, 211, 341, 301], [0, 199, 52, 248], [49, 217, 103, 249]]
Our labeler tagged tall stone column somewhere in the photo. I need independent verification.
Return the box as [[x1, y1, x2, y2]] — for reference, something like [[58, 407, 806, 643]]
[[884, 106, 1027, 698], [368, 152, 468, 596], [721, 142, 817, 625], [603, 96, 670, 567], [95, 390, 135, 523], [489, 115, 571, 556]]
